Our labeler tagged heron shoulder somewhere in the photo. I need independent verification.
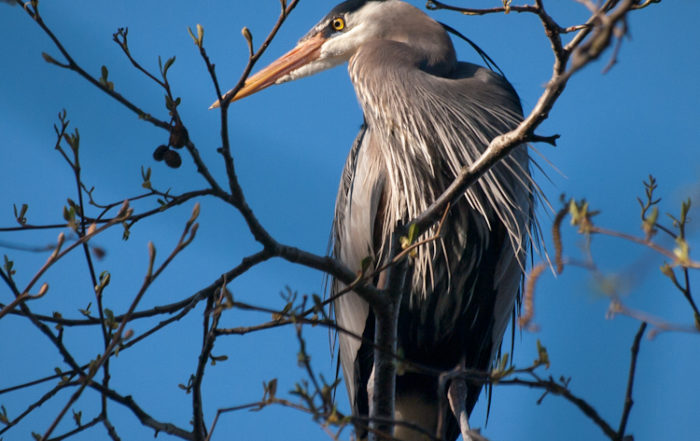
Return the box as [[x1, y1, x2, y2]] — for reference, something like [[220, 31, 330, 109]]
[[451, 61, 523, 115]]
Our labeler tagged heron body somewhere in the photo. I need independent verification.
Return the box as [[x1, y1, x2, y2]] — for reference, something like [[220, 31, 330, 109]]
[[214, 1, 534, 439]]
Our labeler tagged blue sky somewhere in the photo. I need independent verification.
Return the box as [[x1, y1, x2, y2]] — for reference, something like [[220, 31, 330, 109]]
[[1, 1, 699, 440]]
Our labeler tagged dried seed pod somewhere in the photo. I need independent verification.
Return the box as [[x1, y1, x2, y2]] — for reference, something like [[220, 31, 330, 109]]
[[163, 149, 182, 168], [168, 124, 188, 149], [153, 144, 169, 161]]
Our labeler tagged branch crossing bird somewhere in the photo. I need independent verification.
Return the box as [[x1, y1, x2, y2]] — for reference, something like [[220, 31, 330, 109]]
[[212, 1, 540, 440]]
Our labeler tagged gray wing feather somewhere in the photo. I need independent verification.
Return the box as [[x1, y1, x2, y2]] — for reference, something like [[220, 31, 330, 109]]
[[332, 124, 385, 407]]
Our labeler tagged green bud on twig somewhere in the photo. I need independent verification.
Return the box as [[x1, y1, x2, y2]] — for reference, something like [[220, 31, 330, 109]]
[[242, 27, 253, 56]]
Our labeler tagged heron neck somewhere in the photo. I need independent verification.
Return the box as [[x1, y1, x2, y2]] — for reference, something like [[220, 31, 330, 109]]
[[348, 39, 455, 125]]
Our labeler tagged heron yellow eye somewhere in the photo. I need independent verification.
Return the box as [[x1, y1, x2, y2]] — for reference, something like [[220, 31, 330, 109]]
[[331, 17, 345, 31]]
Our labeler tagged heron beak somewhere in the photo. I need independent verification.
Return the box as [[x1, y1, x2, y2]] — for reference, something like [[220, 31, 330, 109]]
[[209, 33, 326, 109]]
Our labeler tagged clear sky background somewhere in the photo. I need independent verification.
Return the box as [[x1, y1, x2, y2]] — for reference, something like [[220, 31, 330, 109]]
[[1, 1, 699, 440]]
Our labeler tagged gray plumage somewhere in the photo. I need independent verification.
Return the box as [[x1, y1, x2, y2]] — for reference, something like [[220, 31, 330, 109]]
[[331, 3, 532, 440], [215, 1, 537, 439]]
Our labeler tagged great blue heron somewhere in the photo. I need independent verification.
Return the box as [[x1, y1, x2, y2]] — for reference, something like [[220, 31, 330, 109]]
[[212, 1, 535, 440]]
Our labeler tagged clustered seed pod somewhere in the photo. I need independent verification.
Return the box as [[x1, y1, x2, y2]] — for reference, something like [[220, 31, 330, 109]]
[[163, 149, 182, 168], [152, 122, 188, 168], [152, 144, 169, 161], [168, 123, 188, 149]]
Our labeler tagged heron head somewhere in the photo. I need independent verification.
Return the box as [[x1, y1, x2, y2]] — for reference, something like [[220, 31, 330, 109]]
[[210, 0, 452, 108]]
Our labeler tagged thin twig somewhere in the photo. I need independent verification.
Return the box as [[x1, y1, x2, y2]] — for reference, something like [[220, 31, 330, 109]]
[[87, 382, 193, 440], [46, 414, 103, 441], [500, 375, 617, 439], [0, 286, 47, 320], [616, 322, 647, 440], [19, 2, 169, 130], [21, 202, 132, 297], [41, 205, 199, 440], [1, 248, 272, 328], [591, 226, 700, 269], [0, 379, 77, 436]]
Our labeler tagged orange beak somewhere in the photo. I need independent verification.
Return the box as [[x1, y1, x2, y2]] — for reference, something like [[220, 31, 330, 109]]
[[210, 33, 326, 109]]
